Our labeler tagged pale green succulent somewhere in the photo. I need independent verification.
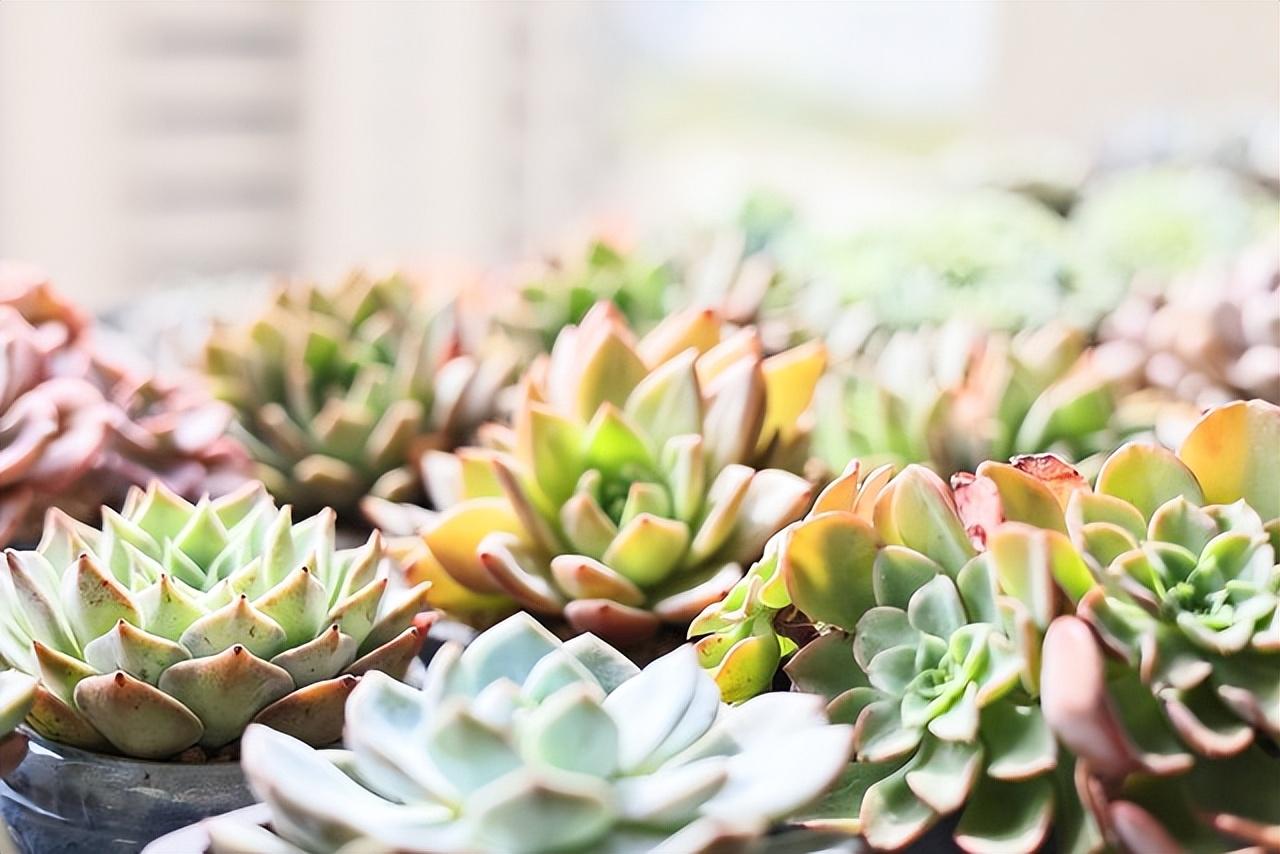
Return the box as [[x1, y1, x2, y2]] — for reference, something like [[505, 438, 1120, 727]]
[[796, 191, 1079, 337], [1072, 166, 1277, 288], [177, 612, 853, 854], [0, 481, 433, 759], [814, 322, 1121, 478], [206, 271, 511, 519]]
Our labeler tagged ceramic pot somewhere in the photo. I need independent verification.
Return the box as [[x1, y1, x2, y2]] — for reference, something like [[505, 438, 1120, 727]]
[[0, 733, 253, 854]]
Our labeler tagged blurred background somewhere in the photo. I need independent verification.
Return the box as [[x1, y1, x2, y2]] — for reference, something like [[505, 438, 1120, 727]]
[[1, 0, 1277, 309]]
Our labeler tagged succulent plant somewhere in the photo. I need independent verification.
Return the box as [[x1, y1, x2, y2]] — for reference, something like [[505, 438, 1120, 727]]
[[178, 611, 854, 854], [205, 270, 511, 519], [1072, 165, 1277, 292], [0, 481, 433, 759], [0, 265, 248, 546], [501, 237, 677, 353], [1039, 399, 1280, 849], [0, 670, 37, 775], [1096, 240, 1280, 446], [793, 191, 1080, 339], [814, 322, 1122, 479], [366, 302, 824, 644], [693, 458, 1105, 851]]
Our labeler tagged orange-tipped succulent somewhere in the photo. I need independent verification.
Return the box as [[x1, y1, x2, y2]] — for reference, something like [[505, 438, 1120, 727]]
[[366, 301, 825, 644], [205, 270, 513, 521]]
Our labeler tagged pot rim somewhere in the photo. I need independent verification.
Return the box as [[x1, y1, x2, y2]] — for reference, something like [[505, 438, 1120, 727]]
[[16, 728, 243, 773]]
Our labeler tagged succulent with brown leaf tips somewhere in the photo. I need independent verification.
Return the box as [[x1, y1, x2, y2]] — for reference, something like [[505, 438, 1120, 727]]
[[0, 481, 433, 759], [0, 670, 37, 776], [814, 321, 1122, 480], [366, 302, 825, 644], [205, 270, 512, 520], [0, 263, 248, 546]]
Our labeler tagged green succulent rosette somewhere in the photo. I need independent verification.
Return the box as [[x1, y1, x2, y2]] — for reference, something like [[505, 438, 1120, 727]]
[[206, 271, 511, 519], [1072, 165, 1278, 291], [366, 302, 824, 645], [815, 322, 1122, 478], [694, 461, 1101, 851], [1037, 400, 1280, 849], [171, 612, 853, 854], [0, 482, 433, 759], [795, 191, 1078, 338], [503, 238, 677, 352]]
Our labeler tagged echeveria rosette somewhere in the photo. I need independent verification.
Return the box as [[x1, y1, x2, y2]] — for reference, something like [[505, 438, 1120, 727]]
[[367, 302, 824, 644], [815, 322, 1121, 479], [173, 612, 854, 854], [0, 481, 433, 759], [1072, 165, 1277, 292], [796, 191, 1078, 338], [699, 462, 1097, 852], [501, 237, 677, 354], [206, 270, 512, 518], [1, 266, 247, 546]]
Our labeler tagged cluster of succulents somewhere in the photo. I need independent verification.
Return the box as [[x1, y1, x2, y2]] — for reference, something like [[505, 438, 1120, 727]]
[[366, 302, 825, 644], [691, 399, 1279, 851], [0, 264, 248, 547], [163, 612, 853, 853], [814, 321, 1123, 479], [0, 155, 1276, 854], [0, 481, 433, 759], [205, 270, 512, 519]]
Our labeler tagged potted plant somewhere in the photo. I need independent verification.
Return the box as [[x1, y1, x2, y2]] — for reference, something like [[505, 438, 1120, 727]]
[[364, 301, 826, 654], [145, 611, 855, 853], [0, 480, 435, 852]]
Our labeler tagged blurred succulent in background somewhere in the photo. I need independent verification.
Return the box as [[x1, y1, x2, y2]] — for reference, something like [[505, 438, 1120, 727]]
[[793, 192, 1080, 341], [500, 236, 677, 353], [1041, 400, 1279, 849], [814, 322, 1122, 479], [0, 482, 433, 759], [0, 264, 248, 547], [365, 302, 824, 644], [1072, 166, 1276, 297], [183, 612, 853, 854], [1096, 241, 1280, 446], [205, 270, 511, 520], [694, 460, 1102, 851]]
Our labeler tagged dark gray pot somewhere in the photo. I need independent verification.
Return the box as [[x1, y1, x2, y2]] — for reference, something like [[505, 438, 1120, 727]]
[[0, 732, 253, 854]]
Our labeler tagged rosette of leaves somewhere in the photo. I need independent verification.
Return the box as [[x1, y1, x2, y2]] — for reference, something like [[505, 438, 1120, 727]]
[[171, 612, 854, 854], [205, 270, 510, 518], [814, 322, 1121, 478], [694, 461, 1102, 851], [794, 191, 1078, 338], [0, 481, 433, 759], [1038, 400, 1280, 849], [365, 302, 824, 644], [504, 238, 677, 352], [1072, 165, 1277, 301], [0, 265, 248, 546]]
